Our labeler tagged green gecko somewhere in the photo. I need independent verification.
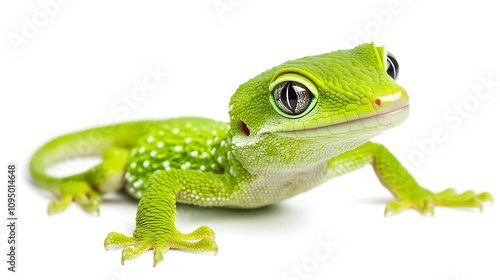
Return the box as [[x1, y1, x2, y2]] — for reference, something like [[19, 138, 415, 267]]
[[30, 43, 493, 266]]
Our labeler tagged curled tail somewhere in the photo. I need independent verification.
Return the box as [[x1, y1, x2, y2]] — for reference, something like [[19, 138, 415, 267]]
[[30, 121, 155, 192]]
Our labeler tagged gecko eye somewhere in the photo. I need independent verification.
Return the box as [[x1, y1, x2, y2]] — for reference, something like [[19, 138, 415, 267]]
[[269, 74, 318, 118], [386, 52, 399, 80], [273, 81, 312, 115]]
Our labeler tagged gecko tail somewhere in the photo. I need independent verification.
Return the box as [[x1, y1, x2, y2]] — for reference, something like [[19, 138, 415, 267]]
[[29, 121, 155, 192]]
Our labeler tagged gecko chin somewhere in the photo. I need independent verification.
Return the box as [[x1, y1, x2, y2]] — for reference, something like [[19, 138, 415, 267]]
[[273, 105, 409, 140]]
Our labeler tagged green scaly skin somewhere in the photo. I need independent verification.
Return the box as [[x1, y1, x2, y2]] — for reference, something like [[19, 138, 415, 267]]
[[30, 43, 493, 266]]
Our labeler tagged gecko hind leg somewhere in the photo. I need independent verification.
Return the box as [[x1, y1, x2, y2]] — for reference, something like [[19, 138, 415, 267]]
[[48, 146, 130, 215], [48, 181, 102, 215]]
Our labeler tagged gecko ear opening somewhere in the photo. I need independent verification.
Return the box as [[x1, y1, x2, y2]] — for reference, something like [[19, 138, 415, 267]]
[[241, 121, 250, 136]]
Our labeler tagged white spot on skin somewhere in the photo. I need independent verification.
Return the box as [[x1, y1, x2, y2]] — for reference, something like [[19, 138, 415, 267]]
[[163, 161, 170, 169], [133, 179, 143, 188], [185, 138, 192, 144], [220, 140, 226, 147], [158, 130, 165, 136], [211, 148, 217, 156], [174, 146, 182, 152], [128, 174, 136, 182], [130, 148, 137, 157], [150, 150, 157, 157], [201, 152, 208, 159], [211, 164, 216, 170], [190, 151, 199, 157], [136, 190, 142, 197], [157, 142, 164, 148], [206, 139, 213, 145], [200, 165, 206, 171], [217, 156, 223, 164], [172, 128, 179, 134], [130, 162, 137, 169], [211, 130, 217, 136], [181, 162, 191, 170], [138, 146, 145, 154], [143, 160, 150, 168], [147, 136, 154, 143]]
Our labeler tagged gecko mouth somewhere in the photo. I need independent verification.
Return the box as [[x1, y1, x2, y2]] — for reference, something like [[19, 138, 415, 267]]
[[274, 105, 409, 138]]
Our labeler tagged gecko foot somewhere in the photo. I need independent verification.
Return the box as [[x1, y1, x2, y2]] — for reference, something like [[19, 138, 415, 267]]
[[104, 225, 218, 267], [384, 188, 493, 216], [48, 181, 102, 215]]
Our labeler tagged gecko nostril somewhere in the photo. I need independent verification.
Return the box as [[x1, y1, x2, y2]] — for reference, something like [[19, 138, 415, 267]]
[[374, 98, 382, 107]]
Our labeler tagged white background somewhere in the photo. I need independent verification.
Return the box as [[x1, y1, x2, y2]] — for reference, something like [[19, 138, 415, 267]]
[[1, 1, 500, 279]]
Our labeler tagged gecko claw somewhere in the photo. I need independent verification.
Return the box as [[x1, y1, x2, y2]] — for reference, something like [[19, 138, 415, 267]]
[[48, 181, 102, 215], [384, 188, 493, 216], [419, 197, 435, 217], [478, 192, 494, 204], [433, 189, 493, 211], [105, 225, 218, 266], [384, 199, 410, 216]]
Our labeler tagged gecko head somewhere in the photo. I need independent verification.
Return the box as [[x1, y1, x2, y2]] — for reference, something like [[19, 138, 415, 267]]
[[228, 43, 409, 173]]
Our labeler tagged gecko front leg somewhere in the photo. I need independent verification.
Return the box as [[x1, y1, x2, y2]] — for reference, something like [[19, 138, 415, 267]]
[[326, 142, 493, 215], [104, 169, 237, 266]]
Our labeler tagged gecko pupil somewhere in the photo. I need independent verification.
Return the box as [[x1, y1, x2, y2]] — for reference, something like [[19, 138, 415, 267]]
[[280, 82, 298, 112], [272, 81, 313, 116]]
